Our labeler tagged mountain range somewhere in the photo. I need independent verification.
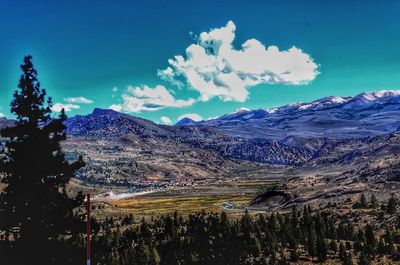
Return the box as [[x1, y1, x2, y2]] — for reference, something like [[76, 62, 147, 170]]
[[177, 90, 400, 142], [1, 90, 399, 167]]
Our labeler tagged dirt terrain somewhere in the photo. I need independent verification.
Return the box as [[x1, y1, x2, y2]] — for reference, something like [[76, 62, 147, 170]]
[[63, 130, 400, 220], [250, 131, 400, 211]]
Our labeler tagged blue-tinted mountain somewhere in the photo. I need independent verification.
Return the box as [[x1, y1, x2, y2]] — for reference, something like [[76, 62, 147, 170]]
[[65, 108, 168, 137], [175, 117, 200, 126], [196, 90, 400, 141]]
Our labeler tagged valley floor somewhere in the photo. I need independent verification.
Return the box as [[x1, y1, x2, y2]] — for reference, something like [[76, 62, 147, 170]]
[[69, 177, 278, 219]]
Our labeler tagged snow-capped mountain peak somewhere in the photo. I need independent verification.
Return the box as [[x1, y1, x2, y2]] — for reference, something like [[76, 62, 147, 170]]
[[232, 107, 251, 114], [355, 90, 400, 100], [197, 90, 400, 140]]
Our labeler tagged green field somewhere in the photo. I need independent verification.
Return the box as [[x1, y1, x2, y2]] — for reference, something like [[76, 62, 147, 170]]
[[114, 194, 252, 215]]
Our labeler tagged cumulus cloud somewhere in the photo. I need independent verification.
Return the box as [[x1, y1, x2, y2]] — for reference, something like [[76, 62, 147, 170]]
[[52, 96, 92, 112], [52, 103, 80, 112], [109, 85, 195, 112], [160, 116, 172, 124], [64, 96, 93, 104], [109, 104, 122, 112], [0, 112, 5, 118], [178, 113, 203, 122], [158, 20, 319, 102]]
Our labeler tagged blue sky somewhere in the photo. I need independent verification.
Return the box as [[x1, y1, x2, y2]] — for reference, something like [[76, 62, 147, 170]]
[[1, 0, 400, 124]]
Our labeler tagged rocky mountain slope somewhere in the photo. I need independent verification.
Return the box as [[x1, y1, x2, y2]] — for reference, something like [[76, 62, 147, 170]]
[[65, 108, 312, 165], [250, 130, 400, 210]]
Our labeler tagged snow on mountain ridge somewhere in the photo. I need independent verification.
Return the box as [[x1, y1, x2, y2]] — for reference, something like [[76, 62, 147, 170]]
[[355, 90, 400, 100], [343, 90, 400, 109], [196, 90, 400, 140], [263, 90, 399, 114], [233, 107, 251, 114]]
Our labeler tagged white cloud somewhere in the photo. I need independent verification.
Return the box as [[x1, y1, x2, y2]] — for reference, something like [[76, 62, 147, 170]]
[[0, 112, 5, 118], [178, 113, 203, 122], [64, 96, 93, 104], [160, 116, 172, 124], [52, 103, 80, 112], [53, 97, 92, 112], [158, 20, 319, 102], [109, 104, 122, 112], [110, 85, 195, 113], [158, 67, 185, 88]]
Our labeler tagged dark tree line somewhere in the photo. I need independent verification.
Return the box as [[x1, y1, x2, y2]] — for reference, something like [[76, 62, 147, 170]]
[[86, 204, 400, 265]]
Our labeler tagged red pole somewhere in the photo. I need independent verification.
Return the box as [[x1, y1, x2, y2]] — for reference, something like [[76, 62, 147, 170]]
[[86, 194, 91, 265]]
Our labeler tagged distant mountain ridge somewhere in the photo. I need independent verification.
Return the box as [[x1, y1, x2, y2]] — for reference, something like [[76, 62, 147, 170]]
[[175, 117, 199, 126], [190, 90, 400, 140], [1, 90, 399, 166]]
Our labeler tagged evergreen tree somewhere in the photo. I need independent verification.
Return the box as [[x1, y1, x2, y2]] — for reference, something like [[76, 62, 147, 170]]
[[329, 240, 338, 253], [353, 239, 363, 253], [384, 229, 395, 255], [359, 249, 371, 265], [344, 252, 354, 265], [241, 209, 253, 238], [290, 242, 300, 262], [290, 205, 299, 231], [307, 226, 317, 257], [0, 56, 85, 265], [387, 196, 397, 215], [345, 241, 352, 250], [149, 247, 161, 265], [370, 194, 378, 209], [364, 225, 376, 257], [377, 238, 386, 255], [220, 210, 231, 236], [122, 213, 135, 226], [360, 194, 367, 208], [339, 242, 347, 261], [316, 236, 328, 262], [268, 252, 278, 265], [137, 242, 151, 264]]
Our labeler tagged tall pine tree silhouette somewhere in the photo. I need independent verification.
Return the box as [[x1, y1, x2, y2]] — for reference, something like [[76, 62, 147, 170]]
[[0, 56, 85, 265]]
